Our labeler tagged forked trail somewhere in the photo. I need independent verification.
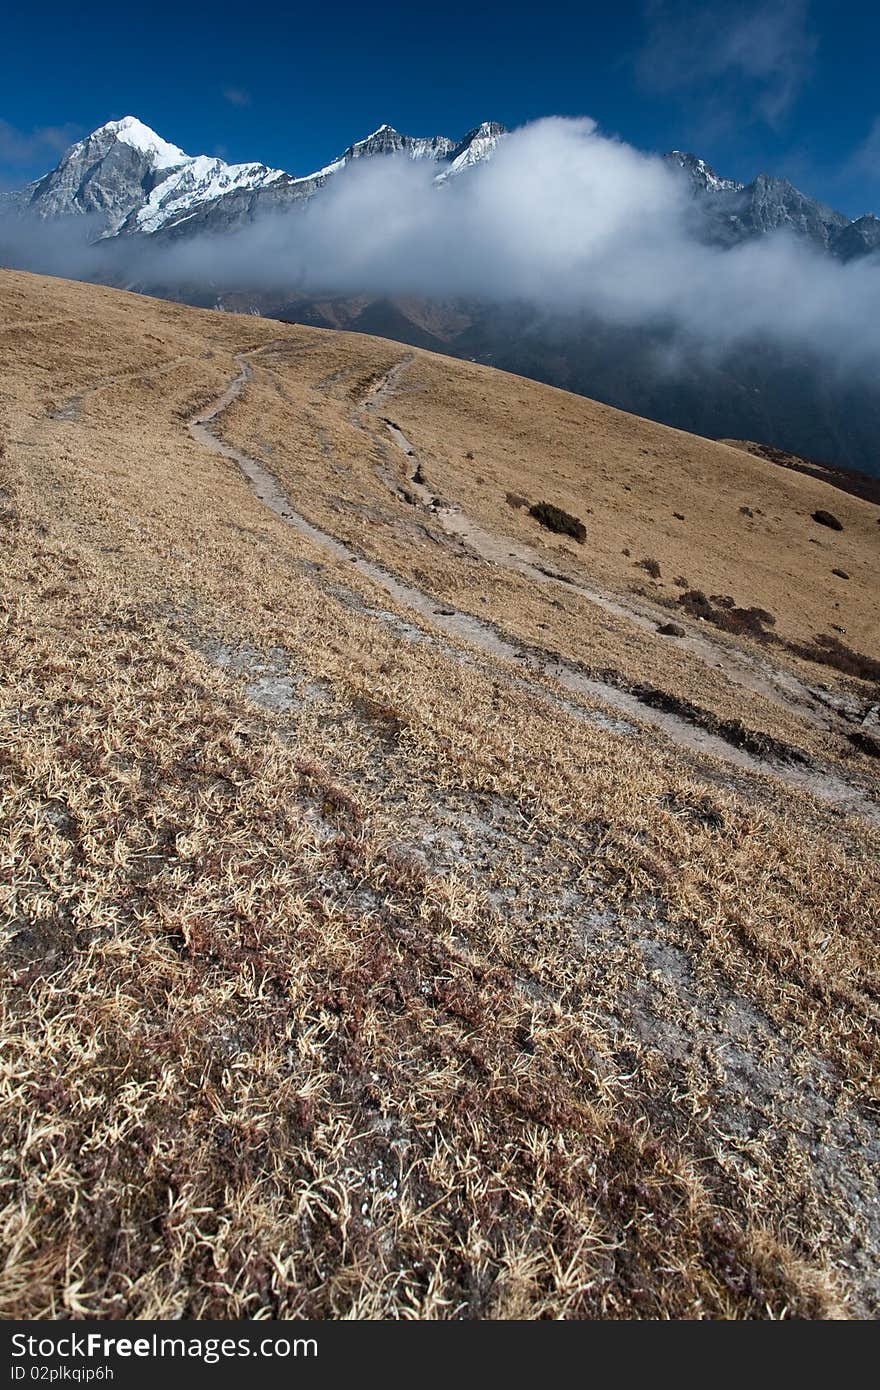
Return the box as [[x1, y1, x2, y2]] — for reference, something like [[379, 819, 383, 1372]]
[[363, 356, 863, 741], [188, 347, 879, 823]]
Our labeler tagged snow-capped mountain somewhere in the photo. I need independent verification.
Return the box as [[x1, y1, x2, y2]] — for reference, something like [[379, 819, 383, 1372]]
[[12, 117, 192, 231], [9, 116, 301, 238], [436, 122, 507, 182], [127, 155, 286, 236], [338, 123, 457, 164], [4, 116, 508, 242], [6, 115, 875, 265]]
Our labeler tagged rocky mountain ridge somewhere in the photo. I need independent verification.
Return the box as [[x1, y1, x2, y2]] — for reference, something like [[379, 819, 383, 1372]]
[[5, 115, 877, 261]]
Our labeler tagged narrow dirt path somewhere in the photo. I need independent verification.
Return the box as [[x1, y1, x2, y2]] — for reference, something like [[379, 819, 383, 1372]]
[[188, 348, 879, 823], [34, 353, 202, 428]]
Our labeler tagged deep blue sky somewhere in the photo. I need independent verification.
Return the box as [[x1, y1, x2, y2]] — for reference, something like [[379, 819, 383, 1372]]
[[2, 0, 878, 216]]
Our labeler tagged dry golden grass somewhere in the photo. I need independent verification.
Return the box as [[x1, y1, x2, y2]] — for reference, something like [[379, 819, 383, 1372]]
[[220, 335, 879, 772], [1, 268, 878, 1320]]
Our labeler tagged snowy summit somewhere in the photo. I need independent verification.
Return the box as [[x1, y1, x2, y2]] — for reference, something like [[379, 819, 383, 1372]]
[[87, 116, 190, 169]]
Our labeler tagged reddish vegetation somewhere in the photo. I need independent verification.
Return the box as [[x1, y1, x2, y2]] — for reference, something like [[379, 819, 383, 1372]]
[[722, 439, 880, 507]]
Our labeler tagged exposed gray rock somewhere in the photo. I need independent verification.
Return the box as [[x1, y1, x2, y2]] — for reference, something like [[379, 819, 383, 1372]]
[[832, 213, 880, 263]]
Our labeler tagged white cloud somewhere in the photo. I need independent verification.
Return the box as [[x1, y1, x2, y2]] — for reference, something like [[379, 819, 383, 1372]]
[[3, 117, 878, 382], [637, 0, 817, 128]]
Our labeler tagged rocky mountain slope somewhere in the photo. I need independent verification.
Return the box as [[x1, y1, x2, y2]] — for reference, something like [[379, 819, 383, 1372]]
[[2, 116, 508, 240], [666, 150, 872, 254], [5, 115, 877, 260]]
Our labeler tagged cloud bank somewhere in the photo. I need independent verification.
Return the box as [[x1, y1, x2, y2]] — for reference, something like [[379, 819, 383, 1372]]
[[2, 116, 879, 382]]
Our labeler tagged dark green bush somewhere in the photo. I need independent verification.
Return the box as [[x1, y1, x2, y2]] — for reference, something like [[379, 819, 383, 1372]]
[[528, 501, 587, 543]]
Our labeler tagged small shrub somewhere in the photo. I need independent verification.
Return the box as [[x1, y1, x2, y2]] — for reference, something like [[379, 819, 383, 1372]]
[[677, 590, 778, 639], [679, 589, 713, 617], [638, 557, 662, 579], [528, 501, 587, 543], [787, 634, 880, 684]]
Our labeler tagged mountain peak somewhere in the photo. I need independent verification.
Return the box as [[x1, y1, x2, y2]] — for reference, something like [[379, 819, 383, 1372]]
[[342, 125, 455, 164], [665, 150, 742, 194], [437, 122, 507, 182], [462, 121, 507, 141], [352, 124, 401, 147], [84, 116, 189, 170]]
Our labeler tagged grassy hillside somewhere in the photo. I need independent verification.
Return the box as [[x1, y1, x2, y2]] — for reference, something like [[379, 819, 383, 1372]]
[[243, 291, 880, 479], [1, 268, 878, 1319]]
